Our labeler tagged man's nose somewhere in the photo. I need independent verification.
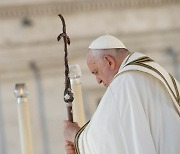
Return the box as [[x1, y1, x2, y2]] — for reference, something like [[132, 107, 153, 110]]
[[96, 77, 102, 84]]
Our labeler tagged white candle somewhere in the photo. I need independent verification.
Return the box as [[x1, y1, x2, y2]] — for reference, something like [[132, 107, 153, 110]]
[[70, 65, 85, 127], [14, 83, 33, 154]]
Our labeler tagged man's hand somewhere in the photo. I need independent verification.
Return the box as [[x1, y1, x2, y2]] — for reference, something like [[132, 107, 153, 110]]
[[64, 120, 80, 142], [65, 141, 75, 154]]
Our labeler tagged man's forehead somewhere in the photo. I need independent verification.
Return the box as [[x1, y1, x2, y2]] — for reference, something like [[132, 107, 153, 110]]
[[87, 57, 97, 65], [87, 51, 96, 61]]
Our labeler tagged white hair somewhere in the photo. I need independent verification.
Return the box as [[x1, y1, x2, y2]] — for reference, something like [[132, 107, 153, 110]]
[[88, 48, 128, 60]]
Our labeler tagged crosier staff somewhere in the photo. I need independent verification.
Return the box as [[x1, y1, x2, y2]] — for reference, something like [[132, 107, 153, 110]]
[[57, 14, 74, 122]]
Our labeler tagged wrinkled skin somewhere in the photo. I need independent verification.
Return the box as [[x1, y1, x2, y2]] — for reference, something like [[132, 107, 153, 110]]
[[63, 49, 129, 153], [65, 141, 76, 154], [87, 53, 118, 87], [64, 120, 80, 154]]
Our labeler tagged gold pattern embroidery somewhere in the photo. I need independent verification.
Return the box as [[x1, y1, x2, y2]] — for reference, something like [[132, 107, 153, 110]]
[[169, 74, 180, 106], [74, 120, 90, 154], [74, 54, 180, 154], [125, 58, 180, 116]]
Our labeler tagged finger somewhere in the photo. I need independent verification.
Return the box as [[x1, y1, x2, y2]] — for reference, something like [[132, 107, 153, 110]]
[[66, 140, 74, 144], [65, 143, 74, 148], [66, 149, 75, 154], [64, 120, 73, 125], [65, 144, 75, 150], [65, 141, 74, 147]]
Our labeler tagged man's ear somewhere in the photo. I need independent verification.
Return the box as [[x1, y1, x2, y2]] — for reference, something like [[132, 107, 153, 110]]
[[103, 55, 116, 69]]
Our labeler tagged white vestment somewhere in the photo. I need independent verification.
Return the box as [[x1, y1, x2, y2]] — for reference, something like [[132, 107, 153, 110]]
[[75, 52, 180, 154]]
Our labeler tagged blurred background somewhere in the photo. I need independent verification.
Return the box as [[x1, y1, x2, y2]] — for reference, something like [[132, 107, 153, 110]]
[[0, 0, 180, 153]]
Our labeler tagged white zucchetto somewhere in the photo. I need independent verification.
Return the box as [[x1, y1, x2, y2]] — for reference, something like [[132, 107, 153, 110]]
[[89, 35, 126, 49]]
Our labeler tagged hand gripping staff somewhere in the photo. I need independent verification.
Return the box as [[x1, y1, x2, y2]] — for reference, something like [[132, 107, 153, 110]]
[[57, 14, 74, 122]]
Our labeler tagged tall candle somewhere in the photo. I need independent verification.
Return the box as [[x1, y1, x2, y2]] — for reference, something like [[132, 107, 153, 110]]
[[70, 65, 85, 127], [14, 83, 33, 154]]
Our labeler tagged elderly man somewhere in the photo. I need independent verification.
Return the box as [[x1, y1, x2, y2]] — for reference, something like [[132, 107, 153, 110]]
[[64, 35, 180, 154]]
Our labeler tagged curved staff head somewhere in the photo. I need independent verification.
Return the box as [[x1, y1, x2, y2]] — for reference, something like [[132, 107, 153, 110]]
[[57, 14, 74, 122]]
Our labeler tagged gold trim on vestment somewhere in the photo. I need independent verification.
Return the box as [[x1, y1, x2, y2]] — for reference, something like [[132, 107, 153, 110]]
[[125, 58, 180, 116], [169, 74, 180, 106], [74, 120, 90, 154], [74, 54, 180, 154]]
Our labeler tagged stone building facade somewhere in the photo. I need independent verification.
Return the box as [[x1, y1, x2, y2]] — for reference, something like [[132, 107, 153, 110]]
[[0, 0, 180, 153]]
